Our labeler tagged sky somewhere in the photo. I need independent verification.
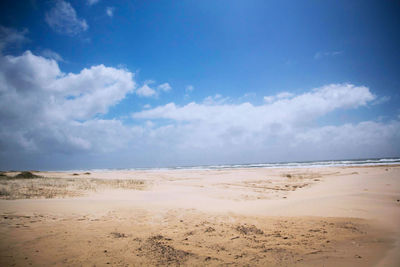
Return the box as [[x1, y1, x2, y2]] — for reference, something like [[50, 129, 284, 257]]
[[0, 0, 399, 170]]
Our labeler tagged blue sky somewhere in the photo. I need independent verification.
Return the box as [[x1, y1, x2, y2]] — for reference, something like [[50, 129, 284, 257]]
[[0, 0, 399, 170]]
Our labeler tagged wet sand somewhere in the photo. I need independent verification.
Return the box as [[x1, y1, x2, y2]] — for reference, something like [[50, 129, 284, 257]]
[[0, 165, 399, 266]]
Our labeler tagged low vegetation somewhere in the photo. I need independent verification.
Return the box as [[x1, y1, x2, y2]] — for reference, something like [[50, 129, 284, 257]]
[[14, 171, 41, 179], [0, 172, 147, 200]]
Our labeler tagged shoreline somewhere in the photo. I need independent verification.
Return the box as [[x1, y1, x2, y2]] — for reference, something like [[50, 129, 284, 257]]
[[4, 158, 399, 173]]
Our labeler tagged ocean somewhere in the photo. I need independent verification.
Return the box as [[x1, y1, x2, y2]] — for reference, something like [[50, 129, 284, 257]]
[[80, 157, 400, 172]]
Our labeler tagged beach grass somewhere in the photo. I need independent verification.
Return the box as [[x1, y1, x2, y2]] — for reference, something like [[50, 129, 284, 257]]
[[0, 172, 147, 199]]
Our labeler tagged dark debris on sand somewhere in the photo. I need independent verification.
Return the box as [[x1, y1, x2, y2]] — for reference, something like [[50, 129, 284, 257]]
[[138, 235, 193, 265], [236, 224, 264, 235]]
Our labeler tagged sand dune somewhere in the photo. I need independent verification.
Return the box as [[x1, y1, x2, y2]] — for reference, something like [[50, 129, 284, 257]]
[[0, 165, 399, 266]]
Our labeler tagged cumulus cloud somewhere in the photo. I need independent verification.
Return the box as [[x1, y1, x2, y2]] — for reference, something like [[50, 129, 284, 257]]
[[202, 94, 229, 105], [157, 82, 172, 92], [136, 80, 172, 97], [0, 48, 398, 169], [0, 50, 135, 155], [264, 91, 293, 103], [134, 84, 375, 125], [0, 26, 29, 52], [129, 83, 399, 165], [45, 0, 88, 36], [136, 80, 157, 97], [293, 121, 400, 159], [106, 7, 115, 17], [40, 49, 64, 62]]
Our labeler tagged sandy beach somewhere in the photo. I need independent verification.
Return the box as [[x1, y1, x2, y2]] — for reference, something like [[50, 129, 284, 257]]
[[0, 165, 399, 266]]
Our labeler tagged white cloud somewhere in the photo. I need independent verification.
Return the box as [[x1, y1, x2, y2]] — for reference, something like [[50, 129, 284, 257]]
[[372, 95, 390, 105], [263, 96, 274, 103], [136, 81, 172, 97], [0, 26, 29, 52], [51, 65, 135, 120], [87, 0, 100, 5], [264, 91, 293, 103], [45, 0, 88, 36], [106, 7, 115, 17], [276, 92, 294, 99], [0, 50, 398, 169], [129, 84, 398, 165], [40, 49, 64, 62], [293, 121, 400, 158], [202, 94, 229, 105], [136, 80, 157, 97], [314, 51, 343, 60], [135, 84, 374, 125], [157, 82, 172, 92], [0, 50, 135, 154]]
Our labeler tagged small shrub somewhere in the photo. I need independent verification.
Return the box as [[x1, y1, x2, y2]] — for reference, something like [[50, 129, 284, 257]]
[[14, 171, 40, 179]]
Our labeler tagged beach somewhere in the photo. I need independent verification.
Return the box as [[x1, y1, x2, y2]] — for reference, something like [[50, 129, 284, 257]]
[[0, 165, 399, 266]]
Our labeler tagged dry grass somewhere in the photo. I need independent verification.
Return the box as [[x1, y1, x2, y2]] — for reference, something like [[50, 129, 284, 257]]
[[0, 174, 147, 199]]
